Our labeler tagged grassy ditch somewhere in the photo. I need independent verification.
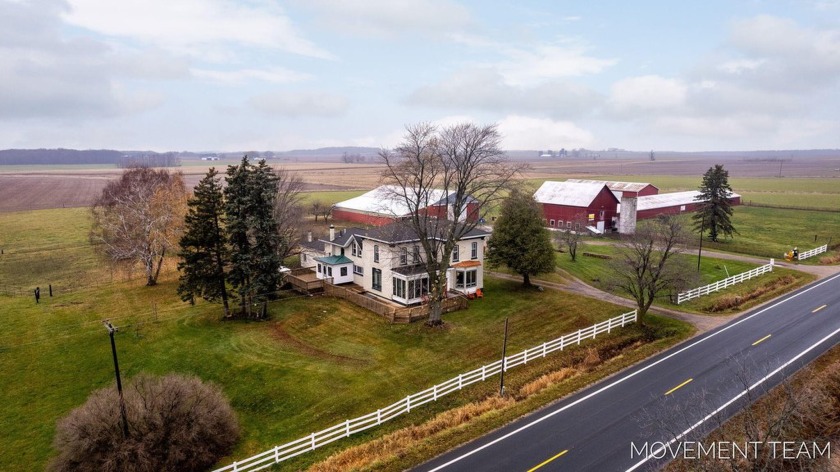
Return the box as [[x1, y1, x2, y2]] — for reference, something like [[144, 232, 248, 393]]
[[300, 316, 693, 472]]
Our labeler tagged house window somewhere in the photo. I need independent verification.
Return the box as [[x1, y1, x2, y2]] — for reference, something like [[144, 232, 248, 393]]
[[374, 245, 379, 263], [452, 245, 459, 262], [455, 269, 477, 289], [340, 247, 345, 256], [327, 267, 333, 277], [372, 268, 382, 291], [340, 267, 348, 277], [550, 219, 555, 227], [400, 247, 407, 266], [413, 245, 421, 263], [471, 241, 478, 259], [392, 278, 406, 298], [317, 263, 322, 273], [302, 254, 307, 262], [408, 278, 428, 299], [353, 265, 363, 275]]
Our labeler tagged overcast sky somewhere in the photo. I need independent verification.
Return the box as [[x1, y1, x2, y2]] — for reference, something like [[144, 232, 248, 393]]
[[2, 0, 839, 152]]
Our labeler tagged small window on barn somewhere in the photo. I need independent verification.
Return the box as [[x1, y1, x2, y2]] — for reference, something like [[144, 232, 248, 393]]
[[680, 205, 686, 211], [549, 219, 555, 227], [558, 220, 563, 227], [567, 221, 572, 229]]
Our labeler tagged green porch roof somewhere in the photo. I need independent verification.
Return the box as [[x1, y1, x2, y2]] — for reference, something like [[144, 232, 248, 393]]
[[314, 255, 354, 265]]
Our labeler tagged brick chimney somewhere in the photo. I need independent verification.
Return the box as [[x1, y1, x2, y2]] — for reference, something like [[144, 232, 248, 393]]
[[329, 224, 335, 241]]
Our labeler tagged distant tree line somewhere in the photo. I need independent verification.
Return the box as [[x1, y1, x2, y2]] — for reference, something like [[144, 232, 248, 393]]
[[0, 149, 123, 165], [118, 153, 182, 168]]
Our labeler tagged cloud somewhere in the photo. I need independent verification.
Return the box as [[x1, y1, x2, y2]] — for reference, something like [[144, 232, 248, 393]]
[[247, 91, 349, 117], [492, 41, 617, 86], [64, 0, 334, 59], [193, 67, 311, 85], [497, 115, 595, 150], [406, 68, 602, 119], [607, 75, 687, 117], [0, 0, 168, 120], [303, 0, 471, 37]]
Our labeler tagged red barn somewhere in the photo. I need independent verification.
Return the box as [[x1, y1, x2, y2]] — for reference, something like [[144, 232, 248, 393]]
[[534, 181, 619, 233], [332, 185, 479, 227]]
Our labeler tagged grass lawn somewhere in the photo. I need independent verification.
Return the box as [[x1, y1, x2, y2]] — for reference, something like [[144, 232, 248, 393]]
[[701, 206, 839, 260], [0, 207, 675, 471]]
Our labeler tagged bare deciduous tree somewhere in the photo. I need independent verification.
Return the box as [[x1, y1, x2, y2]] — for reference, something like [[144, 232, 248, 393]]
[[91, 168, 188, 286], [607, 215, 697, 325], [310, 200, 324, 222], [558, 216, 588, 262], [380, 122, 524, 325], [272, 167, 305, 261]]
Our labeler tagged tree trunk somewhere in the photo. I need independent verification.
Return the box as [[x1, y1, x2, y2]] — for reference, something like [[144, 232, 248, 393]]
[[523, 272, 531, 287], [150, 249, 165, 286], [426, 277, 445, 326], [145, 257, 156, 286]]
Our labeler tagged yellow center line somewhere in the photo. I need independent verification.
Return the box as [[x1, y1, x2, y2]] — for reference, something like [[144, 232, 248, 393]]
[[812, 304, 827, 313], [665, 378, 693, 396], [752, 334, 772, 346], [527, 449, 569, 472]]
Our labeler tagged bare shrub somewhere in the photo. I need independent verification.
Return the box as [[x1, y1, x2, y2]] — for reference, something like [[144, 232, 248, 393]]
[[50, 373, 239, 472]]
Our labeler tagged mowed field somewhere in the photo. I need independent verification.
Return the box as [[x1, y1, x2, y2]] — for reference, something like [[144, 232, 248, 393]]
[[2, 154, 839, 212], [0, 207, 692, 471]]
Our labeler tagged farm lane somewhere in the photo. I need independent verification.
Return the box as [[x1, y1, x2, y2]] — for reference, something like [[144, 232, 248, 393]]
[[489, 271, 732, 334]]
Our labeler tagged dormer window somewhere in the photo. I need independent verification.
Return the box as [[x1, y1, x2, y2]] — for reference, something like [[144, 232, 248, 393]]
[[374, 245, 379, 263]]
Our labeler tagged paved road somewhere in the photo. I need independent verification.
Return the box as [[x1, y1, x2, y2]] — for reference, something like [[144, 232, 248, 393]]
[[416, 272, 840, 472]]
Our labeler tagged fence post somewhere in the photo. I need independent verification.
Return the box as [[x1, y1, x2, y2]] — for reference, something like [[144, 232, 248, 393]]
[[543, 342, 547, 357], [481, 365, 486, 380], [433, 384, 438, 401], [458, 373, 463, 389], [524, 349, 528, 364], [233, 461, 238, 472], [345, 419, 350, 437], [274, 446, 280, 462], [577, 330, 582, 345], [310, 432, 316, 450], [406, 396, 411, 412], [377, 409, 381, 425]]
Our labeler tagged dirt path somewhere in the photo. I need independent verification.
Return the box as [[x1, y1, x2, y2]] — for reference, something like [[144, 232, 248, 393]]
[[491, 253, 840, 335], [489, 271, 734, 333]]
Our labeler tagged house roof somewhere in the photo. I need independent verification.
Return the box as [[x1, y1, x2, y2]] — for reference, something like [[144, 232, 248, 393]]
[[452, 260, 482, 268], [533, 181, 617, 207], [636, 190, 741, 211], [299, 239, 325, 252], [360, 221, 490, 245], [319, 227, 367, 247], [333, 185, 475, 217], [314, 255, 354, 265]]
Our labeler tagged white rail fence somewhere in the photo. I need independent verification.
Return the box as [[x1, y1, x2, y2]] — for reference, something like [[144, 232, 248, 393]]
[[214, 310, 638, 472], [676, 260, 774, 305], [797, 244, 828, 261]]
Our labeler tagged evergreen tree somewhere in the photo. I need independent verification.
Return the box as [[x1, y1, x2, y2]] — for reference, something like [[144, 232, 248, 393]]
[[487, 189, 556, 287], [177, 168, 230, 317], [693, 164, 737, 242], [224, 156, 282, 319]]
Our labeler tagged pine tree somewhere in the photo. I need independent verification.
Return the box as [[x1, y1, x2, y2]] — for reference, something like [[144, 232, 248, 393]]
[[224, 156, 282, 319], [487, 189, 556, 287], [177, 168, 230, 317], [693, 164, 737, 242]]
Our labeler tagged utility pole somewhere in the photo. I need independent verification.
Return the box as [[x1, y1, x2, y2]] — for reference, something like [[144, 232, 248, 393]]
[[697, 215, 705, 272], [499, 318, 509, 397], [103, 320, 129, 437]]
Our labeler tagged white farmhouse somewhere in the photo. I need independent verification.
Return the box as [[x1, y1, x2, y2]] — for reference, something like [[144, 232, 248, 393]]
[[300, 222, 489, 305]]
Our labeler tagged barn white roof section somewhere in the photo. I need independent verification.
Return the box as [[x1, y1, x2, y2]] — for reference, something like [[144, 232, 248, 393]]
[[565, 179, 654, 193], [333, 185, 451, 216], [636, 190, 741, 211], [533, 181, 611, 207]]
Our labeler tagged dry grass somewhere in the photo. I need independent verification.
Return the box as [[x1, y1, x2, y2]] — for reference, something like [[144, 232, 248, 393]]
[[516, 367, 579, 398], [308, 396, 516, 472], [705, 275, 797, 312], [819, 252, 840, 264]]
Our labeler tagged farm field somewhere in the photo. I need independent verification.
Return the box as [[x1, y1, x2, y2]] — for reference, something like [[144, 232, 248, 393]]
[[0, 206, 689, 471]]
